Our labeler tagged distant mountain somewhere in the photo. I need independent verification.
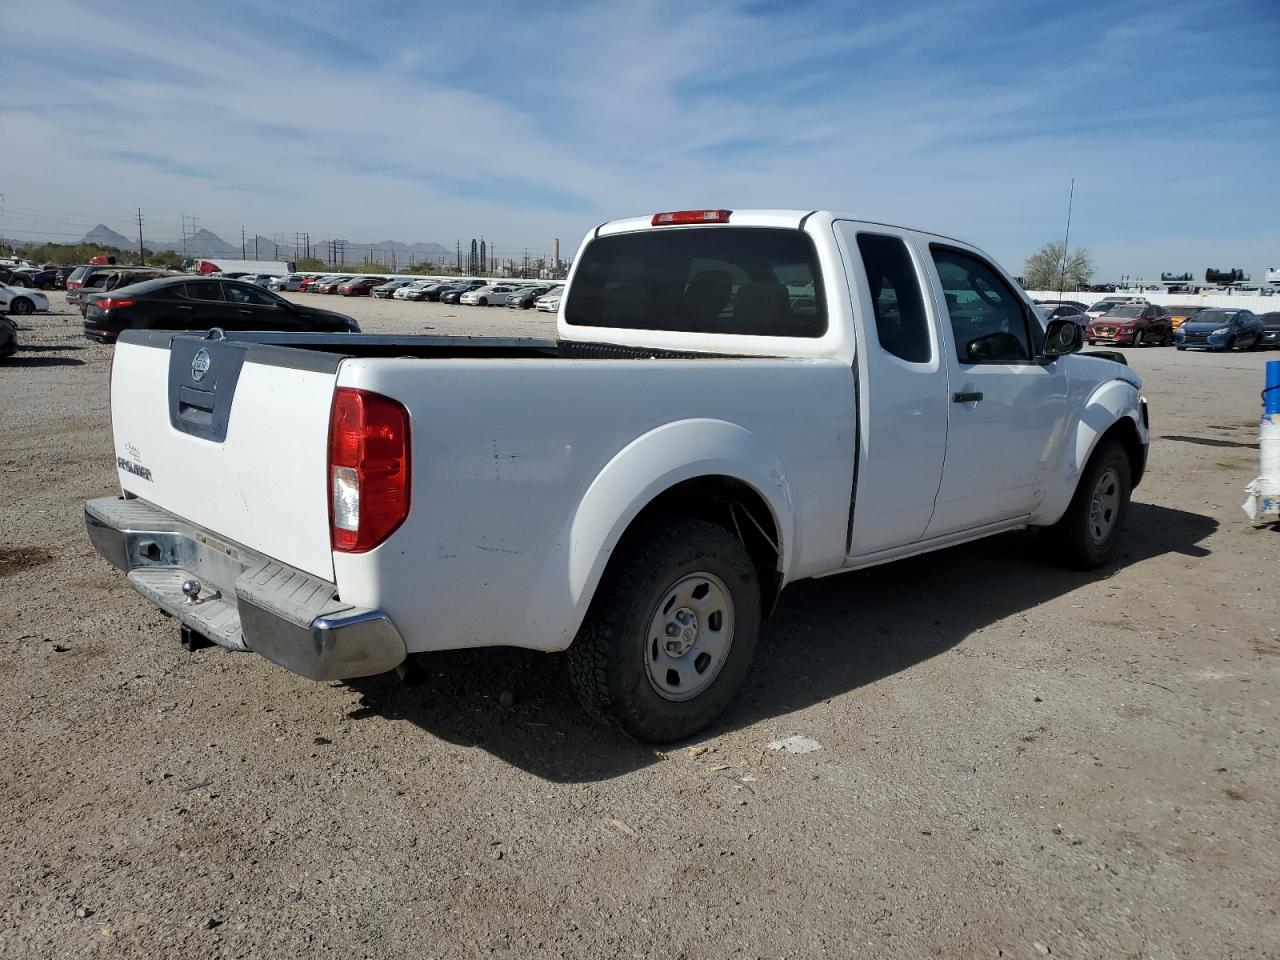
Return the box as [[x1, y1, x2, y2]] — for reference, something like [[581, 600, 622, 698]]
[[318, 238, 454, 267], [79, 223, 454, 265], [149, 228, 239, 258], [81, 223, 133, 249]]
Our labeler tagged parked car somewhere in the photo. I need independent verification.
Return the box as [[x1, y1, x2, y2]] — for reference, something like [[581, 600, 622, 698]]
[[298, 275, 329, 293], [1174, 308, 1264, 351], [85, 208, 1148, 743], [534, 292, 562, 313], [1167, 304, 1205, 330], [10, 267, 59, 289], [1085, 303, 1173, 347], [314, 276, 355, 295], [1035, 299, 1089, 313], [0, 282, 49, 315], [269, 274, 309, 292], [1036, 303, 1088, 326], [0, 316, 17, 358], [439, 281, 486, 304], [506, 285, 555, 309], [82, 276, 360, 343], [73, 268, 179, 315], [393, 280, 431, 300], [460, 283, 520, 306], [1085, 296, 1147, 320], [66, 265, 173, 310], [338, 276, 387, 297], [64, 265, 91, 295], [420, 281, 462, 302], [372, 279, 417, 299], [1258, 312, 1280, 348]]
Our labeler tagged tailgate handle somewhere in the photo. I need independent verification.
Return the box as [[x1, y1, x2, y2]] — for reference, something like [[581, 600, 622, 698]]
[[177, 385, 216, 425]]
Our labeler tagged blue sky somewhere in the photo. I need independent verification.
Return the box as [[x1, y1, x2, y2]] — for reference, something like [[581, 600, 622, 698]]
[[2, 0, 1277, 278]]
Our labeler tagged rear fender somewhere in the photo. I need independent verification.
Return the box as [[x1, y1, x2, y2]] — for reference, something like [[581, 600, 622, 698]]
[[545, 419, 797, 648]]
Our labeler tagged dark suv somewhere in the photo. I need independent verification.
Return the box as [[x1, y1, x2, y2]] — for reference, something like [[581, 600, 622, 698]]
[[67, 266, 176, 312]]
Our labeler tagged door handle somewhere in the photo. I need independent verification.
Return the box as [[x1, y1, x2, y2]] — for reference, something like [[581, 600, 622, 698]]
[[238, 308, 252, 315], [951, 391, 983, 403], [176, 304, 194, 311]]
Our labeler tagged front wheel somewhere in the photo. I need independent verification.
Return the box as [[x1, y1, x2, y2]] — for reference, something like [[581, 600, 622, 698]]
[[1041, 438, 1132, 569], [1132, 330, 1144, 347], [478, 297, 487, 306], [10, 298, 35, 315], [568, 517, 761, 743]]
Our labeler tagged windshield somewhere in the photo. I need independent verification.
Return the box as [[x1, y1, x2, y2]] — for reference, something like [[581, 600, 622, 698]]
[[1106, 305, 1144, 318], [565, 227, 826, 337], [1192, 310, 1235, 324]]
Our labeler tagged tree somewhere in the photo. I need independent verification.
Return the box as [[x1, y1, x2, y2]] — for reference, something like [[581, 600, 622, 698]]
[[1023, 240, 1094, 291]]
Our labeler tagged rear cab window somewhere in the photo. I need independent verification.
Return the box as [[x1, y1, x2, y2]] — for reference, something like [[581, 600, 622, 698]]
[[564, 227, 827, 337]]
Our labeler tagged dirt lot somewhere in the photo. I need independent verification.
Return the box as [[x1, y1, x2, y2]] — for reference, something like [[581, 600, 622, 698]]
[[1, 292, 1277, 959]]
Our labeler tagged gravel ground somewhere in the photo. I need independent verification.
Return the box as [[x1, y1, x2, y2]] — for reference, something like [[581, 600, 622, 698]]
[[1, 292, 1277, 959]]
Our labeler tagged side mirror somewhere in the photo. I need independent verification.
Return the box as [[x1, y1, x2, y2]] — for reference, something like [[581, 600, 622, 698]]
[[1041, 317, 1083, 359]]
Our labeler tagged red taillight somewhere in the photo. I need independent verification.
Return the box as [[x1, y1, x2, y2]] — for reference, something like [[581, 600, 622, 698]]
[[97, 297, 134, 311], [327, 388, 411, 553], [68, 280, 82, 290], [651, 209, 732, 226]]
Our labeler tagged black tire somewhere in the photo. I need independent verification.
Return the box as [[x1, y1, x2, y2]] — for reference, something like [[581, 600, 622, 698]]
[[1041, 437, 1132, 569], [1226, 336, 1237, 352], [568, 517, 761, 743], [1176, 345, 1186, 351], [1132, 330, 1144, 347], [10, 298, 34, 316], [478, 297, 488, 306]]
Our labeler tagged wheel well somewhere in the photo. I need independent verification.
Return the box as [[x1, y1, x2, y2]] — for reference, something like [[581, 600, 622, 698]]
[[625, 476, 785, 617], [1098, 416, 1145, 488]]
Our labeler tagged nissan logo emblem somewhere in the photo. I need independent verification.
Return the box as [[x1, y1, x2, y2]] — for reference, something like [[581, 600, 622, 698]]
[[191, 348, 211, 383]]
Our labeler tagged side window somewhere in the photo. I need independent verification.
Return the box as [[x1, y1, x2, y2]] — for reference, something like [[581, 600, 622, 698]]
[[224, 283, 276, 306], [856, 233, 931, 363], [930, 246, 1033, 363], [183, 280, 224, 302]]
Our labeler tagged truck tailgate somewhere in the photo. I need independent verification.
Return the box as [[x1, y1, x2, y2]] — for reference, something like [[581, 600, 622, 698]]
[[110, 332, 338, 581]]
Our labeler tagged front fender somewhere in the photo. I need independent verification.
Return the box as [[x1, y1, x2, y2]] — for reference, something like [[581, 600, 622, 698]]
[[538, 418, 797, 649], [1040, 377, 1148, 524]]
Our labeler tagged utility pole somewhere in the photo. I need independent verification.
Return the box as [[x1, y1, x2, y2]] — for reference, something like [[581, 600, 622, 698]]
[[136, 208, 145, 265], [254, 234, 259, 259], [241, 226, 246, 258]]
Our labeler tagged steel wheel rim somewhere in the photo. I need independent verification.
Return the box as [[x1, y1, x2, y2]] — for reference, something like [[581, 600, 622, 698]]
[[644, 572, 735, 702], [1088, 466, 1122, 544]]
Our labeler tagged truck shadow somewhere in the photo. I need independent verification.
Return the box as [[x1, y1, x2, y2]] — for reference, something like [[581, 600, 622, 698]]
[[344, 502, 1216, 783]]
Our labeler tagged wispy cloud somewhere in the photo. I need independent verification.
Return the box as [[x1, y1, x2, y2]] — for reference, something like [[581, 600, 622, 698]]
[[2, 0, 1277, 274]]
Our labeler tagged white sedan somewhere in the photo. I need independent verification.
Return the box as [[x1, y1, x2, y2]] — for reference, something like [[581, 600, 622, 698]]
[[535, 292, 562, 312], [460, 284, 519, 306], [0, 283, 50, 315]]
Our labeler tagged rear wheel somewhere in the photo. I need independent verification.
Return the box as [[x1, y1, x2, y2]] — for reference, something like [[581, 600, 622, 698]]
[[10, 298, 34, 315], [568, 517, 761, 743], [1041, 438, 1132, 569]]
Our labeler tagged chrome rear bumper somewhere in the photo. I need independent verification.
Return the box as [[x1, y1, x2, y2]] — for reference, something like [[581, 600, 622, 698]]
[[84, 496, 406, 680]]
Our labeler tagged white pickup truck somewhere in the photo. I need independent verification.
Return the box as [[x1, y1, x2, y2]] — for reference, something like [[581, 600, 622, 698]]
[[86, 209, 1148, 742]]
